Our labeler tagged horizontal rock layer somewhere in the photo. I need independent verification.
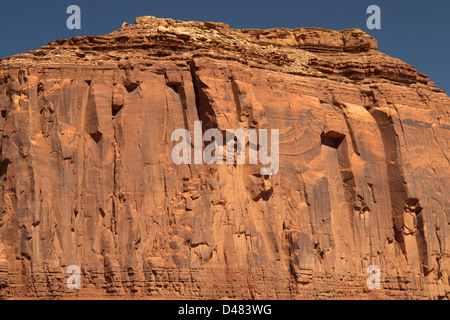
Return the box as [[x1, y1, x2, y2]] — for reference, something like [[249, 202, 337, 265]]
[[0, 16, 449, 299]]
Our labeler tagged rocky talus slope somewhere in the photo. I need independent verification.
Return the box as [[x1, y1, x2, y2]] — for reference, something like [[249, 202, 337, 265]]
[[0, 16, 449, 299]]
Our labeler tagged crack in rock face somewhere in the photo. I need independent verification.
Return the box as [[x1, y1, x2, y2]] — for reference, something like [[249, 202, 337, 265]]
[[0, 16, 449, 299]]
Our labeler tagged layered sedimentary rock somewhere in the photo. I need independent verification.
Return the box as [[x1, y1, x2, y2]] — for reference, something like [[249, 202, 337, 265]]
[[0, 16, 449, 299]]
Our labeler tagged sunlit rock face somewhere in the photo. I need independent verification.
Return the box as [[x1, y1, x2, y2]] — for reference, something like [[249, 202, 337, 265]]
[[0, 16, 449, 299]]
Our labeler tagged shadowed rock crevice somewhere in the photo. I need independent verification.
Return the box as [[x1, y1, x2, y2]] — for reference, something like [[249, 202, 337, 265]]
[[321, 131, 357, 207], [369, 109, 411, 258], [405, 198, 429, 274], [189, 60, 217, 132], [125, 82, 139, 93], [342, 114, 361, 156]]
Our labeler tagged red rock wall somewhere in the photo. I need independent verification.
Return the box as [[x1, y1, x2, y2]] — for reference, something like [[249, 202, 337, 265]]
[[0, 16, 449, 299]]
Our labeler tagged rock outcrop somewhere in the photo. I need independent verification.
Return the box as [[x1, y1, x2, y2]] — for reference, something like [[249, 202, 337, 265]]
[[0, 16, 449, 299]]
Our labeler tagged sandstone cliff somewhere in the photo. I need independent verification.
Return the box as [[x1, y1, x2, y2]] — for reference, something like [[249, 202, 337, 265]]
[[0, 16, 449, 299]]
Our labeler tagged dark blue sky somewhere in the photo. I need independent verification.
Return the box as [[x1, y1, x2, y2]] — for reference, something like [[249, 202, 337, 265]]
[[1, 0, 449, 93]]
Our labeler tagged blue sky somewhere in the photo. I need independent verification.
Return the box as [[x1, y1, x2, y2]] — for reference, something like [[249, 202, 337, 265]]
[[1, 0, 449, 93]]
